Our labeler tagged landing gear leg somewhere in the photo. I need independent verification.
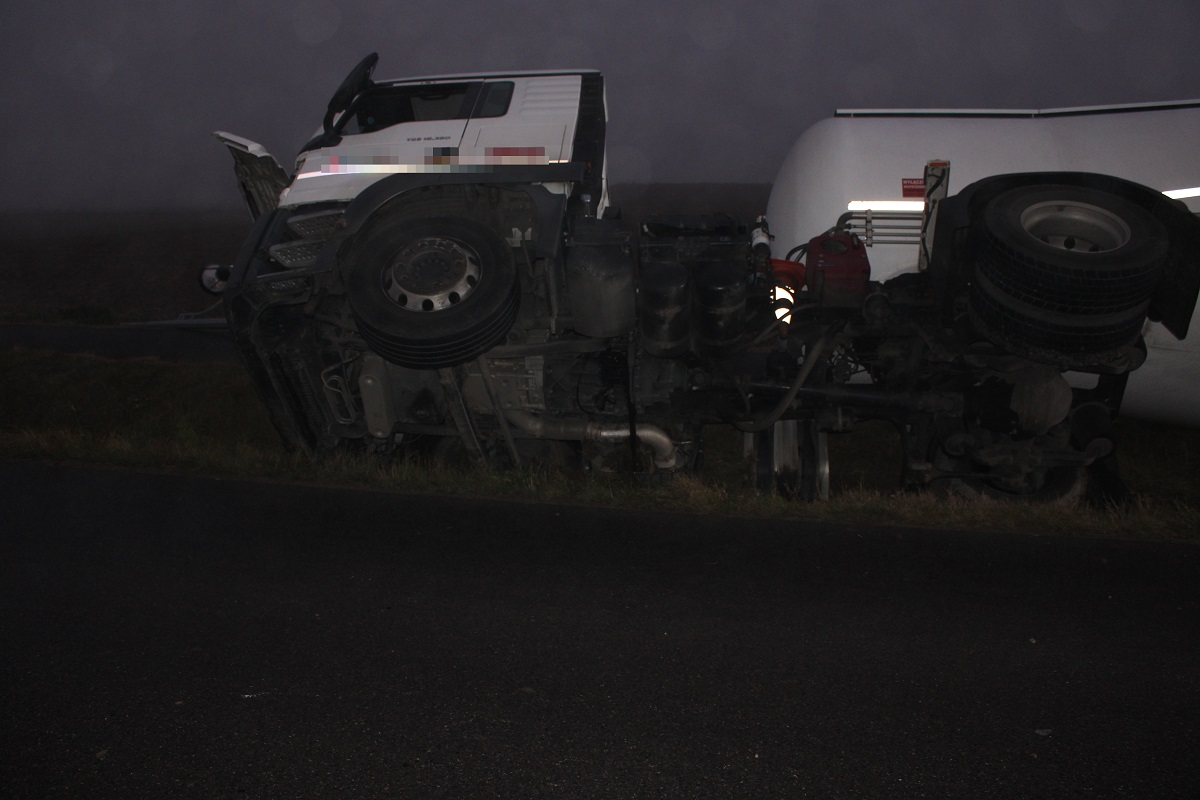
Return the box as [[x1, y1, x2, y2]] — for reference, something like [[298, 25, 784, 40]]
[[750, 420, 829, 500]]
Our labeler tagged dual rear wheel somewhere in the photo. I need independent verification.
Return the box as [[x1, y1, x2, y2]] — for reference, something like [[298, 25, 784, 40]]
[[969, 184, 1168, 366]]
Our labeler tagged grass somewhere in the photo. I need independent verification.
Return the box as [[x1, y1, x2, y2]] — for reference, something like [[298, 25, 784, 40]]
[[2, 347, 1198, 542]]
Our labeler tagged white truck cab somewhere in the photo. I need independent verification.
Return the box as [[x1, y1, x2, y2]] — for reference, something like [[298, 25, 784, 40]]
[[217, 56, 607, 221]]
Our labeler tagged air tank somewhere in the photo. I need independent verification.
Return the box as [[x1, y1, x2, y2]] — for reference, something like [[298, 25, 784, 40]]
[[638, 260, 691, 357], [692, 259, 746, 353]]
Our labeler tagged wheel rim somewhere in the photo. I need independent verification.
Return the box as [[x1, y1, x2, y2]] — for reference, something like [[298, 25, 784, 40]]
[[1019, 201, 1131, 253], [383, 237, 481, 312]]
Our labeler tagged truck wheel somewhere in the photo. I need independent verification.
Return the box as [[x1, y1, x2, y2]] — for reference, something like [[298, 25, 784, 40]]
[[969, 185, 1168, 365], [343, 216, 520, 369]]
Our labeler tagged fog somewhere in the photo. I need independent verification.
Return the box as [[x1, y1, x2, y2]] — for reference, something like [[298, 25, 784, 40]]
[[2, 0, 1197, 211]]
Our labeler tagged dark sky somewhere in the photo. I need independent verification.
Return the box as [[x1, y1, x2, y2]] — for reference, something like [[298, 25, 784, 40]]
[[3, 0, 1198, 211]]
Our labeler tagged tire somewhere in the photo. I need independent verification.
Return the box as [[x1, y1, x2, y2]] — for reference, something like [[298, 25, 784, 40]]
[[342, 216, 520, 369], [969, 185, 1168, 365]]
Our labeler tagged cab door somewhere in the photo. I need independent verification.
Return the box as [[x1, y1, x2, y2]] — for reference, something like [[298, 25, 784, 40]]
[[283, 82, 478, 206], [341, 81, 475, 160], [459, 75, 582, 166]]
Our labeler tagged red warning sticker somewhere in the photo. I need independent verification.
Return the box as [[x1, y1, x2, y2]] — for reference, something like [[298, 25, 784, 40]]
[[902, 178, 925, 198]]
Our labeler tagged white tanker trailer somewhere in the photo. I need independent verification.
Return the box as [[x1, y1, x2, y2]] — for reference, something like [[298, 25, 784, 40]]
[[767, 102, 1200, 427], [209, 53, 1200, 502]]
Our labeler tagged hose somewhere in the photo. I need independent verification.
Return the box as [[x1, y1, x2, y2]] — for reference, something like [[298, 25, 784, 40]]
[[732, 329, 833, 433], [785, 243, 808, 262]]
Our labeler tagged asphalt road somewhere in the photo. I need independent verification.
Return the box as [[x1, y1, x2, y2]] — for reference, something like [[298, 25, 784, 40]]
[[3, 460, 1198, 799]]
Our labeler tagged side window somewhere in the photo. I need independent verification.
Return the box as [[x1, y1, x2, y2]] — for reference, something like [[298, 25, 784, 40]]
[[410, 85, 475, 121], [474, 82, 514, 119], [343, 83, 481, 134]]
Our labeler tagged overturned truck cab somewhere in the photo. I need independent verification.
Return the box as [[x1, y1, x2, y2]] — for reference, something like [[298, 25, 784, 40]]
[[212, 53, 1200, 502]]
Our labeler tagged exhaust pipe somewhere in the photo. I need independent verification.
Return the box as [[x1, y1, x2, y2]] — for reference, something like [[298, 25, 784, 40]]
[[504, 410, 680, 469]]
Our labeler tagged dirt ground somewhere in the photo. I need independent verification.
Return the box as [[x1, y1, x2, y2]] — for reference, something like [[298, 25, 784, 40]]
[[0, 184, 770, 325]]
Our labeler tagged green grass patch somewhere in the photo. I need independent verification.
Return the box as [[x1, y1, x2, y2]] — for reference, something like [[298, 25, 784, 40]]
[[2, 348, 1197, 542]]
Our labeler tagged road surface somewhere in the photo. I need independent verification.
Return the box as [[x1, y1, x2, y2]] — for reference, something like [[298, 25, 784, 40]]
[[3, 460, 1198, 798]]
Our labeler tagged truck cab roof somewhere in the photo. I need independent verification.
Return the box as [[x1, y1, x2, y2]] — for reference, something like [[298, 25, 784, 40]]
[[374, 69, 600, 87]]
